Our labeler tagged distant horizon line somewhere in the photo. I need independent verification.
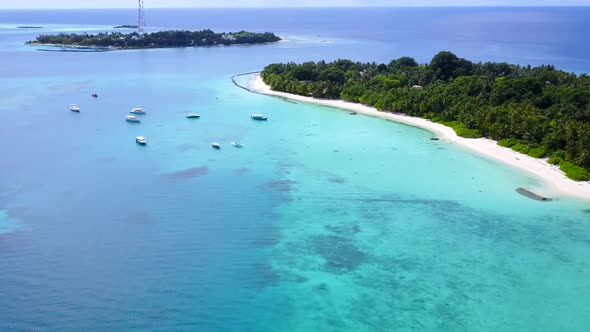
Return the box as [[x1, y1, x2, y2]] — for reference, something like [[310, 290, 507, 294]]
[[1, 5, 590, 10]]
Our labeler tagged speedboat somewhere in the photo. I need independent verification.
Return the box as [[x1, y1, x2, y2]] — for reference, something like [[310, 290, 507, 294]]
[[212, 143, 221, 149], [231, 142, 243, 148], [70, 104, 80, 112], [186, 114, 200, 119], [91, 93, 98, 98], [136, 136, 147, 145], [126, 115, 141, 122], [130, 108, 145, 114], [251, 114, 268, 121]]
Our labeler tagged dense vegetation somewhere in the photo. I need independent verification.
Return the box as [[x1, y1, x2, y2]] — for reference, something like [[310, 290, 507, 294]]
[[262, 52, 590, 181], [28, 30, 281, 48]]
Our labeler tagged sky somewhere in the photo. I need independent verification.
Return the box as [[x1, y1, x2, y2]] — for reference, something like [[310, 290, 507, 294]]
[[1, 0, 589, 9]]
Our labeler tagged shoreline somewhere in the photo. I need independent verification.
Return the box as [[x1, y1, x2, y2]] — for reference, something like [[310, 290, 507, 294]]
[[27, 43, 118, 52], [27, 41, 281, 52], [246, 73, 590, 202]]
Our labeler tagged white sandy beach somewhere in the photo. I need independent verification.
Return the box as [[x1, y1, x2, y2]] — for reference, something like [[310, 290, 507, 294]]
[[248, 73, 590, 202]]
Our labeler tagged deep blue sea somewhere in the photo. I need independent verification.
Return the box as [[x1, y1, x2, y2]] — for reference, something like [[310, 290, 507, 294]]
[[1, 7, 590, 331]]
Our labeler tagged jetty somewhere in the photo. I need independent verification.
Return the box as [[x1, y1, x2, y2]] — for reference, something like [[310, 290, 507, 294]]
[[36, 45, 113, 52], [516, 188, 553, 202]]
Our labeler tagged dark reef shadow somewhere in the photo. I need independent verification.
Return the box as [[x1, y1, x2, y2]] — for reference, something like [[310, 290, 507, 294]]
[[234, 167, 250, 175], [328, 177, 346, 184], [164, 166, 209, 179], [266, 179, 296, 193], [311, 235, 367, 274]]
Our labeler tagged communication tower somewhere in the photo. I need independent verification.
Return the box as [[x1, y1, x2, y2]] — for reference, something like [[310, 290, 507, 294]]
[[138, 0, 146, 33]]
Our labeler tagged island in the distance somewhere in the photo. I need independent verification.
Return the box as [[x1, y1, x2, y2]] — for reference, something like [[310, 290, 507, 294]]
[[261, 52, 590, 182], [27, 29, 281, 49], [17, 26, 43, 29], [113, 25, 139, 29]]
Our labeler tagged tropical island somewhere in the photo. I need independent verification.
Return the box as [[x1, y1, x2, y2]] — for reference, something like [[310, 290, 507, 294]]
[[259, 52, 590, 183], [113, 25, 139, 29], [27, 29, 281, 49]]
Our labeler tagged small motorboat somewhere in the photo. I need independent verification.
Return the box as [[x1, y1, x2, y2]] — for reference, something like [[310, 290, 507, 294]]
[[231, 142, 243, 148], [212, 143, 221, 149], [126, 115, 141, 122], [70, 104, 80, 112], [136, 136, 147, 145], [91, 93, 98, 98], [186, 114, 200, 119], [349, 112, 358, 115], [251, 114, 268, 121], [130, 108, 145, 114]]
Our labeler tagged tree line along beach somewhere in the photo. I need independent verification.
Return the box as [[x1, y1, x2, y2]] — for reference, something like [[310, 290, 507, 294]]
[[242, 51, 590, 201], [26, 29, 281, 50]]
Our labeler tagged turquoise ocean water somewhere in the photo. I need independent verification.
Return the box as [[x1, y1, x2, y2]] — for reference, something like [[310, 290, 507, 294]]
[[1, 7, 590, 331]]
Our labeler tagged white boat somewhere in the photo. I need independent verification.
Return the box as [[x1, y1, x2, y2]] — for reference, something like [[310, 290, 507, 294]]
[[70, 104, 80, 112], [136, 136, 147, 145], [212, 143, 221, 149], [251, 114, 268, 121], [231, 142, 243, 148], [130, 108, 145, 114], [186, 114, 200, 119], [126, 115, 141, 122]]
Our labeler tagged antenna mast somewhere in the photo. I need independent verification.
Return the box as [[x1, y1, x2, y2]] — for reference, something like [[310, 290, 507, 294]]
[[138, 0, 146, 33]]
